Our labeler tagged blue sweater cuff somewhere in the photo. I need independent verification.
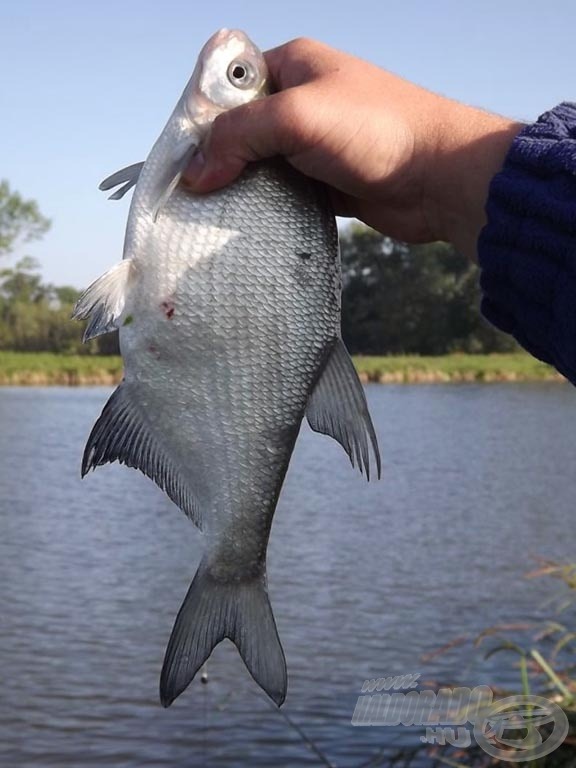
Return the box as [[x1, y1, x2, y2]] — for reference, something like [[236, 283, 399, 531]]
[[478, 102, 576, 383]]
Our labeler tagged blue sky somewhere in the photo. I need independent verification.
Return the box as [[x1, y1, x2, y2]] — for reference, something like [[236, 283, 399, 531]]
[[1, 0, 575, 288]]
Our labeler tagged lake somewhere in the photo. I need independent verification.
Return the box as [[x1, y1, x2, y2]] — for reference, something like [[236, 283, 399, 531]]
[[1, 384, 575, 767]]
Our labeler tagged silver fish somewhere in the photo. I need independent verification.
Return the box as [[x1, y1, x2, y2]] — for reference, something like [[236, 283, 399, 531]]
[[73, 29, 380, 708]]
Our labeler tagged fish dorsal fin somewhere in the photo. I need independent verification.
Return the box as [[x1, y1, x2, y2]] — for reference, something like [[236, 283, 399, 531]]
[[99, 162, 144, 200], [306, 339, 381, 480], [72, 259, 133, 342], [82, 383, 203, 529]]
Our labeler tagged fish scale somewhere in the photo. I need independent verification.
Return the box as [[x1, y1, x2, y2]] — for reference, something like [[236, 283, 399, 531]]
[[73, 28, 380, 708]]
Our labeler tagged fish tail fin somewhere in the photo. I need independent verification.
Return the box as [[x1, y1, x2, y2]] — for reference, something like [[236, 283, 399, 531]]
[[160, 560, 287, 708]]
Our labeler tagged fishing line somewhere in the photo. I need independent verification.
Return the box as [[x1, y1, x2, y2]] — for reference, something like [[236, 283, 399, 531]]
[[201, 661, 209, 760]]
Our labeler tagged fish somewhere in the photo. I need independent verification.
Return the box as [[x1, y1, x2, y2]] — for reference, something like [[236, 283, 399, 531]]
[[73, 28, 380, 708]]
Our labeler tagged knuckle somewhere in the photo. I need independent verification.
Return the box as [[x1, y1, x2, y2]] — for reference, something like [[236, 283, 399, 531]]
[[211, 109, 234, 138], [282, 36, 318, 61], [270, 91, 315, 152], [211, 106, 258, 164], [271, 37, 336, 88], [287, 36, 316, 50], [208, 110, 239, 154]]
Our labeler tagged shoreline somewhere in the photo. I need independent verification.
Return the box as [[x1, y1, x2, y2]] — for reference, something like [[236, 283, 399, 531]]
[[0, 352, 564, 386], [354, 354, 564, 384]]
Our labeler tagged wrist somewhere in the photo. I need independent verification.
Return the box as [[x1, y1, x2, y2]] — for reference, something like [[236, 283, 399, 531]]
[[423, 101, 523, 258]]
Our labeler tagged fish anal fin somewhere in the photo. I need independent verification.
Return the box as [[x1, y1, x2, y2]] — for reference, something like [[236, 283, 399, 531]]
[[306, 338, 381, 480], [72, 259, 133, 342], [160, 561, 287, 707], [82, 383, 202, 529]]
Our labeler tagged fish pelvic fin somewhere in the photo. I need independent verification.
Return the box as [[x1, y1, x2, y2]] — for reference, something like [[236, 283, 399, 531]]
[[72, 259, 133, 342], [81, 382, 203, 528], [99, 161, 144, 200], [306, 338, 381, 480], [160, 561, 287, 708]]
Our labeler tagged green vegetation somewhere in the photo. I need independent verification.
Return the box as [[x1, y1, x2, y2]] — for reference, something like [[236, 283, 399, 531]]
[[0, 181, 117, 356], [0, 179, 50, 256], [0, 351, 122, 385], [341, 226, 518, 356], [353, 352, 561, 383], [0, 350, 562, 386]]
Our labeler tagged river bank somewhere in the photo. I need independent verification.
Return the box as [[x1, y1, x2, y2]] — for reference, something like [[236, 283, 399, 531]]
[[354, 353, 563, 383], [0, 352, 122, 386], [0, 351, 563, 386]]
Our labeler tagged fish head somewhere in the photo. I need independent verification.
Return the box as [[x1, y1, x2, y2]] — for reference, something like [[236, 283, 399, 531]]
[[184, 29, 269, 124], [148, 30, 268, 220]]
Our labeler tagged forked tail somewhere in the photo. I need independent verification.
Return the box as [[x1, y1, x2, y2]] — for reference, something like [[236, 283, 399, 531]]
[[160, 560, 287, 707]]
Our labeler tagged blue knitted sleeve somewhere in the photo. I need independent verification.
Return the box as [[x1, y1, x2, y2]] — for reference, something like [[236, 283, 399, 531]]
[[478, 102, 576, 383]]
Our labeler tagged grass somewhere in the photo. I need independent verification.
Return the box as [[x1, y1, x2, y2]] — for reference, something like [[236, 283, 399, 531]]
[[353, 352, 563, 383], [0, 351, 123, 385], [0, 350, 563, 386]]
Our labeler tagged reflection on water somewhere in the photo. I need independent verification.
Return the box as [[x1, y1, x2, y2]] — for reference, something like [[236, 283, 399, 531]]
[[0, 384, 575, 766]]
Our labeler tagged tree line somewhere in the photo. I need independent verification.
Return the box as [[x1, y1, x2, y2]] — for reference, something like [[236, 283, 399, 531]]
[[0, 181, 118, 355], [0, 181, 515, 356], [340, 225, 516, 355]]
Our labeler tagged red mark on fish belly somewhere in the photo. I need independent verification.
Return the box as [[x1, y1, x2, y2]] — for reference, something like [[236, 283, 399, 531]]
[[161, 300, 175, 319], [147, 344, 160, 359]]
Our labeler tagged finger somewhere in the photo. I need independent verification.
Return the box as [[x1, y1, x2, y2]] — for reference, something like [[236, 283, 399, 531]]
[[264, 37, 340, 90], [183, 90, 307, 193], [183, 38, 342, 194]]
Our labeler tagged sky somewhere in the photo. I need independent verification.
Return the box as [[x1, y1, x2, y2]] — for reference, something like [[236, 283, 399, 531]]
[[1, 0, 575, 288]]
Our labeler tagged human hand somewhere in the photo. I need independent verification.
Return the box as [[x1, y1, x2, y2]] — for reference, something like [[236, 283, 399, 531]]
[[184, 38, 522, 258]]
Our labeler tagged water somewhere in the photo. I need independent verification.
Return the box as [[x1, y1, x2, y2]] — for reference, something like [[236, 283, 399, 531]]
[[1, 384, 575, 767]]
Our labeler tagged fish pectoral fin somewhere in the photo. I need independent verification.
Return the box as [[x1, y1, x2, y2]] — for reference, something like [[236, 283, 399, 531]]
[[160, 561, 287, 708], [81, 383, 203, 528], [151, 141, 199, 223], [72, 259, 133, 342], [99, 162, 144, 200], [306, 338, 381, 480]]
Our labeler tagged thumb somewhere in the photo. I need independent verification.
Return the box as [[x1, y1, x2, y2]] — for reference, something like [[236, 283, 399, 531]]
[[183, 92, 298, 193]]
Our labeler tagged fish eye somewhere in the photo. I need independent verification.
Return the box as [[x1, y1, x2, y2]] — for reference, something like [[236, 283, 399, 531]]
[[227, 59, 256, 89]]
